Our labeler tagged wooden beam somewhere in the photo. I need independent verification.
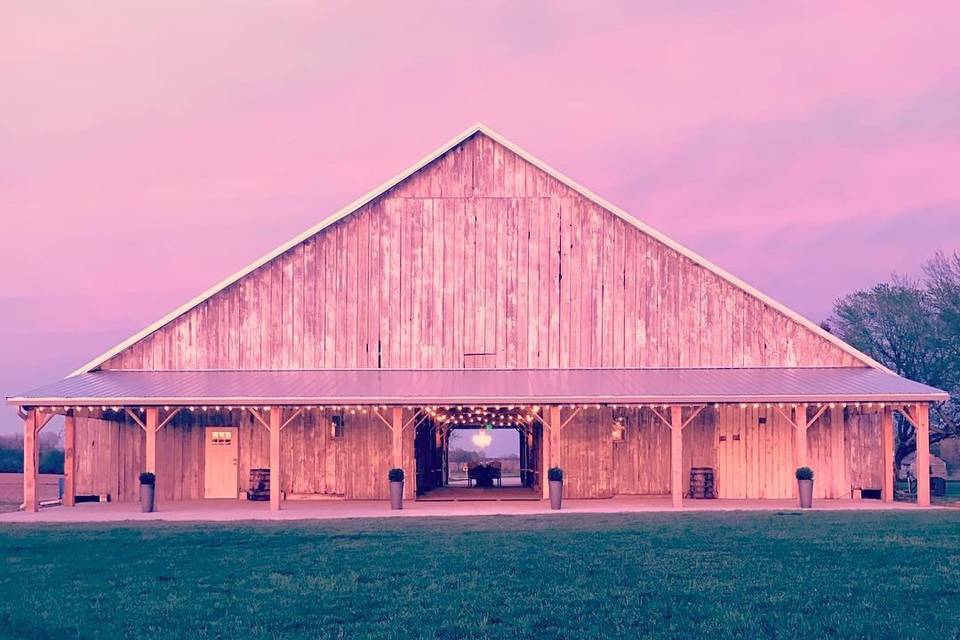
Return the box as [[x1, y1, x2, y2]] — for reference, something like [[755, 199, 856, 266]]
[[63, 412, 76, 507], [23, 410, 38, 512], [808, 404, 829, 428], [145, 407, 159, 475], [391, 407, 403, 471], [559, 406, 582, 430], [35, 410, 56, 432], [898, 405, 919, 429], [279, 407, 304, 431], [546, 406, 561, 499], [124, 408, 146, 431], [670, 405, 683, 508], [157, 407, 181, 431], [829, 405, 847, 500], [680, 405, 706, 430], [881, 405, 894, 503], [916, 403, 930, 507], [650, 406, 672, 430], [269, 406, 282, 511], [794, 404, 808, 471], [373, 408, 393, 430], [247, 407, 270, 431]]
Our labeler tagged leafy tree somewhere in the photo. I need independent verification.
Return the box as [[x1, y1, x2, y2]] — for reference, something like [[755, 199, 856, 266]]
[[828, 251, 960, 470]]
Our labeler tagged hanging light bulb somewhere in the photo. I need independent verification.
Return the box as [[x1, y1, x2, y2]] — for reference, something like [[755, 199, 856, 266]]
[[471, 429, 492, 448]]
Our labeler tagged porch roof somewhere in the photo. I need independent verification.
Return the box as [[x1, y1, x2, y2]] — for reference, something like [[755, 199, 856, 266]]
[[7, 367, 948, 406]]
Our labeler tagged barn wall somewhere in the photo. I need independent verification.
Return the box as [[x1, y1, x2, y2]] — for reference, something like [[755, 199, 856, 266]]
[[102, 133, 861, 372], [74, 408, 413, 502]]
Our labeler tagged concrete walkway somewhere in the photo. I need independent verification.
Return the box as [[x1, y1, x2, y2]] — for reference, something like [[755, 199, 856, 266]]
[[0, 495, 933, 523]]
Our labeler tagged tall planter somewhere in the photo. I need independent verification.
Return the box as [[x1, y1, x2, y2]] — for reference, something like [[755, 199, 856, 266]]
[[796, 467, 814, 509], [139, 472, 156, 513], [548, 467, 563, 510], [388, 468, 404, 510]]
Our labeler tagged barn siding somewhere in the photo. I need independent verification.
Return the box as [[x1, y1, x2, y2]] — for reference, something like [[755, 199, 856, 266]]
[[101, 133, 859, 372]]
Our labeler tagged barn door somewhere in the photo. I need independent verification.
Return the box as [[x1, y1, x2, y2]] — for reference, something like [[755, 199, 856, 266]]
[[204, 427, 238, 498], [715, 410, 746, 499]]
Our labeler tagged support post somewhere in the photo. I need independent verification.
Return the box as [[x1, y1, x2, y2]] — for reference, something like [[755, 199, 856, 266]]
[[145, 407, 159, 474], [881, 405, 894, 503], [541, 416, 550, 499], [915, 403, 930, 507], [794, 404, 808, 471], [670, 405, 683, 508], [270, 406, 282, 511], [391, 407, 403, 471], [23, 410, 38, 513], [543, 406, 561, 499], [64, 412, 76, 507]]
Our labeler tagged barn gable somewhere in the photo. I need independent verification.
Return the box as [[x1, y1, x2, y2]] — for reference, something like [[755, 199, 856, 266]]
[[81, 124, 880, 373]]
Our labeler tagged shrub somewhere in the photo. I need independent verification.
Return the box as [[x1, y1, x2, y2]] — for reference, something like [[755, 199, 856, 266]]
[[388, 468, 404, 482], [795, 467, 814, 481], [548, 467, 564, 482], [139, 472, 156, 485]]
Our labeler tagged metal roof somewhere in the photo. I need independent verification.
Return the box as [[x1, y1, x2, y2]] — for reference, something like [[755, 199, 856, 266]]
[[8, 367, 948, 406]]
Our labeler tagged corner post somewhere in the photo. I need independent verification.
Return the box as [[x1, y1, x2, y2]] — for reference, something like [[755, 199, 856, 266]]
[[269, 406, 282, 511], [881, 405, 894, 503], [915, 403, 930, 507], [670, 405, 683, 508], [145, 407, 159, 474], [64, 411, 76, 507], [23, 409, 39, 513], [391, 407, 403, 471]]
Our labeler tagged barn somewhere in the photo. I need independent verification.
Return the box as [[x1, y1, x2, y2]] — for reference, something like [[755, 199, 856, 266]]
[[9, 124, 948, 512]]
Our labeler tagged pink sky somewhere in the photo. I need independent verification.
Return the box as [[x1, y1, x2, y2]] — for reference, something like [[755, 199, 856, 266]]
[[2, 2, 959, 433]]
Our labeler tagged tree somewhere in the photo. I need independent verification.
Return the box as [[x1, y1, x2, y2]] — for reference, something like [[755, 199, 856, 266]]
[[828, 251, 960, 470]]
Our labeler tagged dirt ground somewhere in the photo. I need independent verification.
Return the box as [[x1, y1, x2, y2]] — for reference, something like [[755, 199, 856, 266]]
[[0, 473, 61, 513]]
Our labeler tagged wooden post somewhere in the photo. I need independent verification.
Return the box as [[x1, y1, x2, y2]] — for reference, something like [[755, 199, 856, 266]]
[[915, 403, 930, 507], [549, 405, 561, 473], [829, 405, 846, 499], [794, 404, 808, 471], [64, 412, 76, 507], [145, 407, 159, 474], [881, 406, 894, 503], [670, 405, 683, 508], [391, 407, 404, 503], [23, 410, 39, 513], [269, 406, 282, 511], [541, 417, 550, 499]]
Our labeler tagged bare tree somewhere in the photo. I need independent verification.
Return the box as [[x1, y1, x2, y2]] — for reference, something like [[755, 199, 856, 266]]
[[828, 251, 960, 470]]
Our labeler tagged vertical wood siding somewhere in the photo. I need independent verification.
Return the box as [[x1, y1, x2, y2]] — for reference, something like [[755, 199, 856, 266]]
[[102, 133, 860, 372]]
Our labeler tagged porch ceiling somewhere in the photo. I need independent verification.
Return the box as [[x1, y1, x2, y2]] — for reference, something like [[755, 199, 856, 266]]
[[7, 367, 948, 406]]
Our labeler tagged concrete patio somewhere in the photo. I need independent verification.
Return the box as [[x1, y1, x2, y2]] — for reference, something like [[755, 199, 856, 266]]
[[0, 495, 933, 523]]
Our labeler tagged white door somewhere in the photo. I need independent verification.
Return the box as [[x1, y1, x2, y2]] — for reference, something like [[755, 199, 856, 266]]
[[204, 427, 238, 498]]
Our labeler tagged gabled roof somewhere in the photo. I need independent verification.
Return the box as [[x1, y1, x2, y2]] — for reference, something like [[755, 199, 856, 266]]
[[12, 367, 948, 407], [69, 123, 890, 376]]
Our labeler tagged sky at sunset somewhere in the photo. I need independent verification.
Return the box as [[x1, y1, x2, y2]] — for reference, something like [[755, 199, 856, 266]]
[[2, 2, 959, 434]]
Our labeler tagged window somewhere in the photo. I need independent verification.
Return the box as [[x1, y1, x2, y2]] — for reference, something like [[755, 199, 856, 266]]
[[211, 431, 232, 445], [330, 414, 345, 438]]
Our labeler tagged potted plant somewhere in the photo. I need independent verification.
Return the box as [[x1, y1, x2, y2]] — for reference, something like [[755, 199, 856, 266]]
[[548, 467, 563, 510], [139, 472, 156, 513], [388, 468, 404, 510], [796, 467, 814, 509]]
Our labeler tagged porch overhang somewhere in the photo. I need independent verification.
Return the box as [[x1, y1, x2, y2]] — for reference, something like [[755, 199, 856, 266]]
[[7, 366, 949, 407]]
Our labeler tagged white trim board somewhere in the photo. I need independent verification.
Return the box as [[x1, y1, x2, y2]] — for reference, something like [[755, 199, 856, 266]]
[[70, 123, 889, 376]]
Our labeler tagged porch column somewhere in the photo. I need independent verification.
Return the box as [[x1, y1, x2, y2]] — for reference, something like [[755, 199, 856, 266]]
[[881, 406, 894, 503], [64, 412, 76, 507], [145, 407, 159, 474], [670, 405, 683, 508], [545, 406, 560, 499], [391, 407, 403, 470], [794, 404, 808, 470], [22, 409, 39, 513], [916, 403, 930, 507], [269, 406, 282, 511]]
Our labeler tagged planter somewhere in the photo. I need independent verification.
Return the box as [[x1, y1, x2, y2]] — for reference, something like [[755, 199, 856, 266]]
[[549, 480, 563, 510], [140, 483, 155, 513], [390, 480, 404, 510], [798, 479, 813, 509]]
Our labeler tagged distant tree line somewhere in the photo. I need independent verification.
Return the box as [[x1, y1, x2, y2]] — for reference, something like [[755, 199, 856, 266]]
[[826, 251, 960, 469], [0, 432, 64, 474]]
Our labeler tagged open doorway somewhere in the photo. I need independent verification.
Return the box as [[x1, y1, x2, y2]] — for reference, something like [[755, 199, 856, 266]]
[[414, 407, 542, 501]]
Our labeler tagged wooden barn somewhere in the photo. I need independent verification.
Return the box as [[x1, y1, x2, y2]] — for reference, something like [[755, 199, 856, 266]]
[[9, 124, 947, 512]]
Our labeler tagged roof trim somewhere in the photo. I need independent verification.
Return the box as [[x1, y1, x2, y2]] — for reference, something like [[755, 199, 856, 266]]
[[70, 123, 890, 375]]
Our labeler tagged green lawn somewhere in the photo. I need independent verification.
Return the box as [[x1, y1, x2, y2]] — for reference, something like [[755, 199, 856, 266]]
[[2, 512, 960, 639]]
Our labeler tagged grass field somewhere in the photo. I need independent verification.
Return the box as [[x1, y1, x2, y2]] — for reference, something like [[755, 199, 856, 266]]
[[2, 512, 959, 639]]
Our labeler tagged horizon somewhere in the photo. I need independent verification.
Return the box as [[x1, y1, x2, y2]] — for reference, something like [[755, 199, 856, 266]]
[[3, 3, 959, 434]]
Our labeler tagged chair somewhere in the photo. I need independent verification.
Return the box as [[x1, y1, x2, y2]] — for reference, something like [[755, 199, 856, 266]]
[[489, 461, 502, 487]]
